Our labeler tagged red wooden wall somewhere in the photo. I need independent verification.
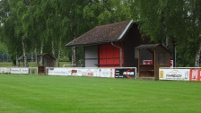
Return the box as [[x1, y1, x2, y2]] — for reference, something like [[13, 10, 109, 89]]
[[98, 43, 124, 67]]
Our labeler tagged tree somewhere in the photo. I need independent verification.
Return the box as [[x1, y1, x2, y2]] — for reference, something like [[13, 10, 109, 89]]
[[130, 0, 201, 67], [0, 0, 22, 66]]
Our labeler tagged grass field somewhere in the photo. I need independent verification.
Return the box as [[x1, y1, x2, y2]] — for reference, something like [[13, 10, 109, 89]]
[[0, 75, 201, 113]]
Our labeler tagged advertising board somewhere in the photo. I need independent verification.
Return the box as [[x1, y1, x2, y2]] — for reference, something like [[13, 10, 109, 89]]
[[48, 68, 69, 76], [0, 67, 38, 74], [10, 68, 29, 74], [99, 68, 114, 77], [159, 68, 189, 80], [189, 69, 201, 81], [46, 67, 136, 78], [0, 68, 11, 74], [115, 68, 136, 78], [47, 67, 115, 78]]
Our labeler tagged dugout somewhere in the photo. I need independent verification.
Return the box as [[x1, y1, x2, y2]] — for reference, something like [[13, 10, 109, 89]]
[[136, 44, 171, 80], [37, 53, 55, 74]]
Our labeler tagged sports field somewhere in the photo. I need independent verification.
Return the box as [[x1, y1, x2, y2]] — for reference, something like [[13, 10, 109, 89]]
[[0, 74, 201, 113]]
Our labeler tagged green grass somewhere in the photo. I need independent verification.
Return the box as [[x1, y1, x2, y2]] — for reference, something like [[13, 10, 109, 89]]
[[0, 62, 14, 67], [0, 75, 201, 113]]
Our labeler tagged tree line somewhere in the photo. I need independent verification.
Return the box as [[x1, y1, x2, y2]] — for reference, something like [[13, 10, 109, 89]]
[[0, 0, 201, 67]]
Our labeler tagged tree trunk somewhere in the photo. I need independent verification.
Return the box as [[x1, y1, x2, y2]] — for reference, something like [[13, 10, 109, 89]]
[[35, 47, 37, 64], [172, 40, 176, 67], [195, 41, 201, 67], [57, 50, 61, 67], [15, 53, 19, 67], [161, 13, 169, 47], [39, 42, 43, 66], [22, 37, 28, 67], [165, 36, 169, 47], [71, 34, 77, 67], [57, 37, 62, 67], [31, 53, 34, 67], [51, 39, 55, 58], [72, 46, 77, 67]]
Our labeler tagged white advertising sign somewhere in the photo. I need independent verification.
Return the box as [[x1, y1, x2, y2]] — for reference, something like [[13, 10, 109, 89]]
[[79, 69, 99, 77], [159, 68, 190, 80], [98, 68, 115, 78], [0, 68, 11, 74], [10, 68, 29, 74], [48, 68, 70, 76], [46, 67, 116, 78]]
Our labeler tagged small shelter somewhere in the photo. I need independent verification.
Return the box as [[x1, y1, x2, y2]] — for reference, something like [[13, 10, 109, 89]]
[[136, 44, 171, 80], [37, 53, 55, 74], [66, 20, 150, 67]]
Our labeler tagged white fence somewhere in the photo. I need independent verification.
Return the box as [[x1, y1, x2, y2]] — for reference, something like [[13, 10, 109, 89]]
[[46, 67, 137, 78], [159, 67, 201, 82], [2, 67, 201, 81], [0, 67, 137, 78]]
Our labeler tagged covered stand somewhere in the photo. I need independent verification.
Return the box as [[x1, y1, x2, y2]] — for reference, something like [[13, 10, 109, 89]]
[[136, 44, 171, 80], [37, 53, 55, 74], [66, 20, 150, 67]]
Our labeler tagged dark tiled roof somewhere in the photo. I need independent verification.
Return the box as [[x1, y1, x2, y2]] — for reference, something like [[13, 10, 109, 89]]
[[136, 44, 171, 53], [136, 44, 161, 49], [66, 20, 133, 47], [37, 53, 56, 60]]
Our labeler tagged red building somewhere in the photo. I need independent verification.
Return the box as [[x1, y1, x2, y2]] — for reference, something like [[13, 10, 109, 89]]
[[66, 20, 150, 67]]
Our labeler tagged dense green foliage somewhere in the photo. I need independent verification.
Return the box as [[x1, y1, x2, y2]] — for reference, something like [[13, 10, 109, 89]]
[[0, 75, 201, 113], [134, 0, 201, 67], [0, 0, 201, 66]]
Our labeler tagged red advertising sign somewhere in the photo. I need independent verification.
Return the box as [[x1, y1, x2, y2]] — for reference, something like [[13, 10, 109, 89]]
[[143, 60, 173, 67], [189, 69, 201, 81], [143, 60, 153, 65]]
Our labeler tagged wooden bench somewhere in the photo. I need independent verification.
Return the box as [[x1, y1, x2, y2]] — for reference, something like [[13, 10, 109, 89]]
[[139, 65, 154, 77]]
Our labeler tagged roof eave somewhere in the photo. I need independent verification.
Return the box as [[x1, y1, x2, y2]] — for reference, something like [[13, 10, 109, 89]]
[[116, 20, 133, 41], [66, 40, 121, 47]]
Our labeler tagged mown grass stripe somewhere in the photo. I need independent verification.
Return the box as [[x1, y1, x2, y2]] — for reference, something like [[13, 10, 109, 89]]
[[0, 75, 201, 113]]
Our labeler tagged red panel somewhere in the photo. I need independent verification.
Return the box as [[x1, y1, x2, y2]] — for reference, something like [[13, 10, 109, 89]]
[[99, 45, 106, 66], [107, 45, 113, 57], [189, 69, 201, 81], [98, 43, 124, 67]]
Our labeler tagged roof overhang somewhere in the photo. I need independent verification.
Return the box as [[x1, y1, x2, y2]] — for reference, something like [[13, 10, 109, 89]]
[[136, 44, 171, 54], [66, 20, 133, 47]]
